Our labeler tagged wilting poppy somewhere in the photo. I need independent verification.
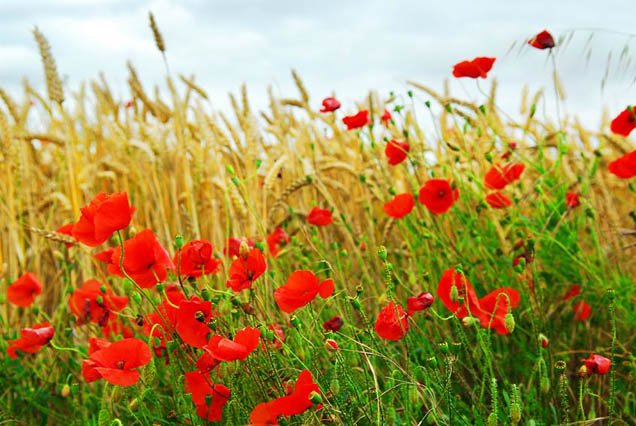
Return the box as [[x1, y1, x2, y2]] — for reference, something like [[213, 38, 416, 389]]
[[323, 316, 344, 332], [249, 370, 320, 425], [204, 326, 261, 362], [108, 229, 174, 288], [175, 296, 214, 348], [565, 192, 580, 208], [174, 239, 221, 278], [267, 227, 291, 257], [563, 284, 581, 301], [224, 237, 255, 258], [573, 300, 591, 321], [385, 139, 410, 165], [82, 338, 152, 386], [7, 322, 54, 359], [68, 279, 128, 326], [383, 193, 415, 219], [375, 302, 408, 341], [184, 371, 231, 421], [342, 110, 370, 130], [7, 272, 43, 308], [484, 163, 525, 190], [307, 207, 333, 226], [452, 57, 496, 79], [485, 191, 513, 209], [610, 107, 636, 137], [407, 292, 434, 315], [608, 150, 636, 179], [226, 247, 267, 292], [56, 223, 76, 248], [274, 270, 334, 313], [418, 179, 459, 215], [71, 192, 135, 247], [528, 30, 555, 50], [583, 354, 611, 375], [320, 97, 341, 113]]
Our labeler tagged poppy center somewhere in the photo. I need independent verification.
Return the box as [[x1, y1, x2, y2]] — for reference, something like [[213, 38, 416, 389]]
[[116, 360, 125, 369], [194, 311, 206, 322], [438, 190, 446, 198]]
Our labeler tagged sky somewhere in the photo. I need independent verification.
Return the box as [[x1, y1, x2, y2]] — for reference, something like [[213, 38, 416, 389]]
[[1, 0, 636, 127]]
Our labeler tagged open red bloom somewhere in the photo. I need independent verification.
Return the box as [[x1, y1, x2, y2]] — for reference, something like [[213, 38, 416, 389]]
[[143, 286, 186, 355], [71, 192, 135, 247], [563, 284, 581, 301], [381, 109, 392, 124], [375, 302, 408, 341], [307, 207, 333, 226], [436, 269, 481, 319], [485, 163, 525, 190], [184, 371, 231, 421], [383, 193, 415, 219], [528, 30, 555, 49], [452, 57, 496, 79], [566, 192, 580, 208], [176, 296, 214, 348], [7, 322, 54, 359], [342, 110, 370, 130], [267, 227, 290, 257], [610, 107, 636, 137], [68, 279, 128, 326], [583, 354, 611, 375], [94, 248, 115, 264], [320, 97, 341, 113], [475, 288, 521, 335], [608, 150, 636, 179], [573, 300, 591, 321], [385, 139, 410, 165], [108, 229, 174, 288], [485, 191, 513, 209], [226, 247, 267, 292], [56, 223, 76, 248], [249, 370, 320, 425], [323, 316, 344, 332], [7, 272, 43, 307], [204, 326, 261, 362], [175, 239, 221, 278], [274, 270, 334, 313], [82, 338, 151, 386], [418, 179, 459, 215], [224, 237, 255, 258], [407, 292, 434, 316]]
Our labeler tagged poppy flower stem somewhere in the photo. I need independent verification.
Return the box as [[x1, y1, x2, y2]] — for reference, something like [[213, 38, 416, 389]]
[[50, 339, 84, 356]]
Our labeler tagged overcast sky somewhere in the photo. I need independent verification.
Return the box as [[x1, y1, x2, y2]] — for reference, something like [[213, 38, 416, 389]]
[[1, 0, 635, 127]]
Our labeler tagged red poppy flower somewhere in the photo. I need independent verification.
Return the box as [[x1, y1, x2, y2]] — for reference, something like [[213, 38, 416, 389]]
[[195, 352, 221, 373], [143, 287, 186, 354], [94, 248, 115, 264], [475, 287, 521, 335], [452, 57, 496, 79], [267, 227, 290, 257], [274, 270, 334, 313], [88, 337, 111, 355], [184, 371, 231, 421], [342, 110, 370, 130], [418, 179, 459, 215], [249, 370, 320, 425], [375, 302, 408, 341], [56, 223, 76, 248], [385, 139, 410, 165], [224, 237, 255, 258], [583, 354, 611, 375], [68, 279, 128, 326], [320, 97, 341, 113], [383, 193, 415, 219], [307, 207, 333, 226], [436, 268, 481, 319], [528, 30, 555, 50], [174, 239, 221, 278], [406, 292, 434, 316], [323, 316, 344, 332], [7, 272, 43, 307], [226, 247, 267, 292], [175, 296, 214, 348], [381, 109, 392, 124], [608, 150, 636, 179], [100, 320, 135, 339], [565, 192, 580, 208], [203, 326, 261, 362], [7, 322, 54, 359], [610, 107, 636, 136], [71, 192, 135, 247], [485, 191, 513, 209], [573, 300, 591, 321], [108, 229, 174, 288], [484, 163, 525, 190], [82, 338, 151, 386], [562, 284, 581, 301]]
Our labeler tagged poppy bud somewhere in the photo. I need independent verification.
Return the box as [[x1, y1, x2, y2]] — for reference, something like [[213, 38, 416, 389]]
[[225, 165, 235, 175], [239, 241, 250, 259], [290, 316, 302, 328], [450, 285, 460, 303], [377, 245, 388, 261], [438, 342, 449, 354], [451, 342, 462, 354], [538, 334, 549, 348], [263, 328, 274, 340], [540, 376, 550, 394], [340, 249, 348, 257], [99, 285, 107, 294], [309, 391, 322, 405], [487, 412, 498, 426], [156, 283, 164, 293], [61, 384, 71, 398], [577, 365, 588, 378], [350, 297, 362, 311], [123, 278, 134, 293], [427, 356, 438, 368], [132, 292, 142, 305], [95, 295, 104, 306], [359, 174, 367, 183], [485, 152, 493, 162], [504, 313, 515, 333], [174, 234, 185, 250], [325, 338, 339, 351], [200, 288, 211, 301], [32, 306, 40, 315], [462, 316, 477, 327]]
